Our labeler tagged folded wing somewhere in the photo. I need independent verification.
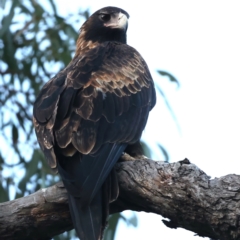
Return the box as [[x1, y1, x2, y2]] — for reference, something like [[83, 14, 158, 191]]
[[33, 41, 156, 239]]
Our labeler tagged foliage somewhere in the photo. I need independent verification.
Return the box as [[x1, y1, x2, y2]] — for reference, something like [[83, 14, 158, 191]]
[[103, 213, 138, 240], [0, 0, 87, 239], [0, 0, 87, 198]]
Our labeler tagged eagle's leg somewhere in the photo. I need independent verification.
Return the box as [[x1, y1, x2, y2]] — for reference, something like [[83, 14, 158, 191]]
[[120, 141, 148, 162]]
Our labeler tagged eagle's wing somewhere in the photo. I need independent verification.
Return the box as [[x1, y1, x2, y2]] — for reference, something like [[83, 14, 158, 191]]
[[33, 41, 156, 239], [33, 41, 155, 172]]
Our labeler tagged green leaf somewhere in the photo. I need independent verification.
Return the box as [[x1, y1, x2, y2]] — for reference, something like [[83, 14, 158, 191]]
[[0, 154, 3, 166], [2, 29, 18, 72], [49, 0, 57, 15], [155, 84, 181, 133], [0, 0, 7, 9], [18, 4, 32, 14], [104, 213, 123, 240], [157, 70, 180, 87], [0, 1, 17, 37], [126, 212, 138, 227], [0, 182, 9, 202], [140, 141, 152, 159], [157, 143, 169, 162], [12, 124, 19, 144], [104, 212, 138, 240], [17, 150, 39, 196], [16, 112, 25, 131]]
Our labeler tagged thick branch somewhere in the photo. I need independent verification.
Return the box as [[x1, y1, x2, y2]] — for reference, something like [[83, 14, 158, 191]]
[[1, 157, 240, 240]]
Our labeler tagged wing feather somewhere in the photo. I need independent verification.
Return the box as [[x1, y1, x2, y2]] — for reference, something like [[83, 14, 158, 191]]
[[72, 119, 98, 154], [33, 40, 156, 171], [102, 92, 116, 123], [89, 91, 104, 121]]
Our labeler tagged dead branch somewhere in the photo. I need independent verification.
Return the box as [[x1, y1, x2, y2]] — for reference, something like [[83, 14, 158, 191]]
[[1, 157, 240, 240]]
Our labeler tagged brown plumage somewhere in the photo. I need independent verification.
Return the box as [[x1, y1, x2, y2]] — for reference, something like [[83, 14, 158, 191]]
[[33, 6, 156, 240]]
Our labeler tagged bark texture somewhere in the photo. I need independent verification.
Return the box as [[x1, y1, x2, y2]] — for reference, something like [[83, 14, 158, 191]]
[[1, 157, 240, 240]]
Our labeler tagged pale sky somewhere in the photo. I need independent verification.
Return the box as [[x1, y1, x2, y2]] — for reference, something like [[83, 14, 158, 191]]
[[3, 1, 240, 239]]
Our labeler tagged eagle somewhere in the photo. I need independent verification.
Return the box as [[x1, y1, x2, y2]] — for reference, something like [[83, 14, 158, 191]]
[[33, 6, 156, 240]]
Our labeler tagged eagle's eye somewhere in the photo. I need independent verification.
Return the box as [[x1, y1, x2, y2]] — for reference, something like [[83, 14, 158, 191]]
[[99, 14, 111, 22]]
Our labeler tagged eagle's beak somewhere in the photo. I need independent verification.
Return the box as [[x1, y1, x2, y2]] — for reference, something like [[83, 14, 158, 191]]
[[104, 12, 128, 31]]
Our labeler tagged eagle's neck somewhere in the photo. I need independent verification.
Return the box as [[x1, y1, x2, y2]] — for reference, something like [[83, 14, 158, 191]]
[[75, 37, 99, 56], [74, 27, 127, 56]]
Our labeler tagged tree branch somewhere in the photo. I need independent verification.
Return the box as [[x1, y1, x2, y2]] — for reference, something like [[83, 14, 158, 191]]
[[1, 157, 240, 240]]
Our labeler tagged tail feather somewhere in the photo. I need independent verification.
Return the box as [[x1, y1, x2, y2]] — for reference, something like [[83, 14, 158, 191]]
[[101, 168, 119, 235], [68, 191, 103, 240], [68, 169, 119, 240], [82, 144, 126, 205], [57, 143, 126, 240]]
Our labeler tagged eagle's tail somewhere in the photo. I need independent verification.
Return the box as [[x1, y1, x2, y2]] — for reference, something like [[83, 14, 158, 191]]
[[57, 143, 126, 240], [68, 191, 102, 240], [68, 170, 118, 240], [68, 168, 119, 240]]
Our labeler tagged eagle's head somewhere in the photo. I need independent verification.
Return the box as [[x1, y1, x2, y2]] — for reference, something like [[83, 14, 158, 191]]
[[78, 7, 130, 45]]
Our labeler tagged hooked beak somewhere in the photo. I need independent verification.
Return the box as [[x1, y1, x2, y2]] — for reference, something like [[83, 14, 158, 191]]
[[104, 12, 128, 31]]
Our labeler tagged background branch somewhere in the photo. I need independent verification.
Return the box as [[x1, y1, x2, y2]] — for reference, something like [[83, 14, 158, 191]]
[[1, 157, 240, 240]]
